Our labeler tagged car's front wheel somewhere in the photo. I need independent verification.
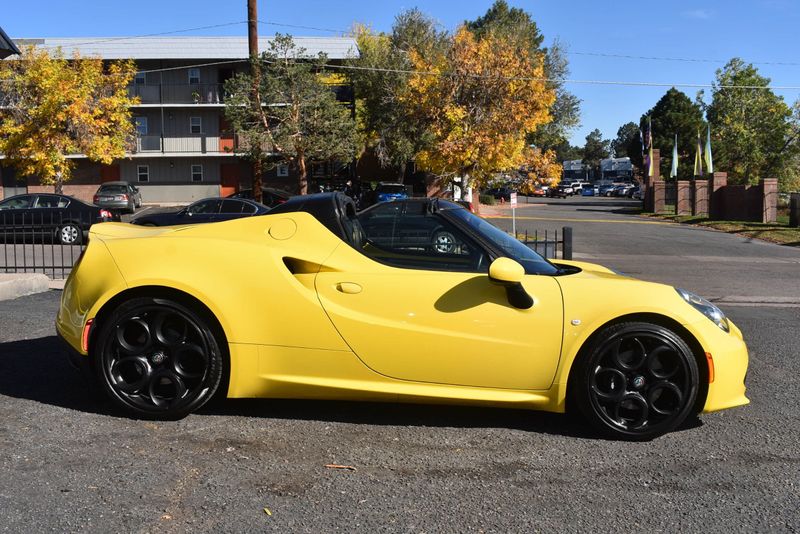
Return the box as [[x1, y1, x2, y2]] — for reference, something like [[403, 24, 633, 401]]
[[571, 322, 699, 440], [94, 297, 223, 420]]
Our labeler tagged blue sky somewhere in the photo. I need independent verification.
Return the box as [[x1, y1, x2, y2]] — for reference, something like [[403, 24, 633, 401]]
[[4, 1, 800, 147]]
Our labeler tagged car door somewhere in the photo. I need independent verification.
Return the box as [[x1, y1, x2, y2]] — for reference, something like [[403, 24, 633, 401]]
[[0, 195, 34, 238], [314, 204, 564, 391], [185, 199, 222, 223], [219, 199, 255, 221]]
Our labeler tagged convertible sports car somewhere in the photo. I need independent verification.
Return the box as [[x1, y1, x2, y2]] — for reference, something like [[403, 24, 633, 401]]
[[56, 193, 749, 440]]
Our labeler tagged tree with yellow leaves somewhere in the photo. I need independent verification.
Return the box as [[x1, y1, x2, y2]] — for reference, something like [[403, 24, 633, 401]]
[[0, 46, 138, 193], [402, 26, 556, 189]]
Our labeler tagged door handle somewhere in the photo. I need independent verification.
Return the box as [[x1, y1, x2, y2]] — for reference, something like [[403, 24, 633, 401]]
[[336, 282, 362, 294]]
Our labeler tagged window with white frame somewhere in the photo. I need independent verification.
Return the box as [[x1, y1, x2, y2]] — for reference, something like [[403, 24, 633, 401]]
[[134, 116, 148, 136], [277, 164, 289, 177], [137, 165, 150, 182], [189, 116, 202, 134], [191, 164, 203, 182], [188, 68, 200, 85]]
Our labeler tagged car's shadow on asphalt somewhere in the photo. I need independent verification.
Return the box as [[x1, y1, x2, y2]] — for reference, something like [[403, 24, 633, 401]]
[[0, 336, 703, 440], [0, 336, 110, 416]]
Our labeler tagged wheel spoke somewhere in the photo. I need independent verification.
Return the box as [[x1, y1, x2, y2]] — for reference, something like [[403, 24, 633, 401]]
[[646, 345, 681, 379], [612, 336, 647, 371], [115, 318, 152, 354], [152, 311, 190, 347], [613, 393, 649, 429], [110, 356, 152, 394], [171, 342, 208, 379], [147, 370, 188, 408], [591, 366, 627, 402], [647, 381, 684, 416]]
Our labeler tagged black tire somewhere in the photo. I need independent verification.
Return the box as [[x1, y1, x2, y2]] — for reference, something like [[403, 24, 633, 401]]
[[58, 223, 82, 245], [93, 297, 224, 420], [571, 322, 699, 440]]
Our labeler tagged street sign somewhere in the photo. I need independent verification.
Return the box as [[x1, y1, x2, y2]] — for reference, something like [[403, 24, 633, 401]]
[[510, 192, 517, 206], [510, 192, 517, 237]]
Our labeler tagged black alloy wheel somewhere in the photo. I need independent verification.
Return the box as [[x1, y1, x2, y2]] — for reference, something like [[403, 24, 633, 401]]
[[572, 322, 699, 440], [94, 297, 223, 419]]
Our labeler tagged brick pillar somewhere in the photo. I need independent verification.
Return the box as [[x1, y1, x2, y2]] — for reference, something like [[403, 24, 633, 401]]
[[676, 180, 692, 215], [692, 179, 709, 216], [708, 172, 727, 220], [760, 178, 778, 223], [645, 149, 661, 212]]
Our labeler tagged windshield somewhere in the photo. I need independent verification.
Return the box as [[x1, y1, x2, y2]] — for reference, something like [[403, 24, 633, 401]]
[[448, 208, 558, 275], [99, 185, 128, 194], [377, 184, 406, 194]]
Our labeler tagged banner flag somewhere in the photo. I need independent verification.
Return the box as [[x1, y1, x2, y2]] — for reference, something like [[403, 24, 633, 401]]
[[670, 134, 678, 178], [705, 124, 714, 174]]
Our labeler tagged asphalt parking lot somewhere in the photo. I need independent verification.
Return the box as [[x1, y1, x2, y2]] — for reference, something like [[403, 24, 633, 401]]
[[1, 197, 799, 532]]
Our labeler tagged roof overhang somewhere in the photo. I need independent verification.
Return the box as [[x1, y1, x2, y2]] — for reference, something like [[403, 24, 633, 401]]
[[0, 26, 21, 59]]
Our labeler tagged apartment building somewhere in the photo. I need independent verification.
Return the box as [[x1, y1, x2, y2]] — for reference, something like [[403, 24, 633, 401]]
[[0, 36, 358, 203]]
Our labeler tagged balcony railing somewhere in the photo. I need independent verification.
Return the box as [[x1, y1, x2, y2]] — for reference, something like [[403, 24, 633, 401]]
[[132, 134, 238, 154], [128, 83, 226, 105]]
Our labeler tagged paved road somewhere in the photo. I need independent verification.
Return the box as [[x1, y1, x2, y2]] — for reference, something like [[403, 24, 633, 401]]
[[1, 291, 798, 532], [487, 196, 800, 304]]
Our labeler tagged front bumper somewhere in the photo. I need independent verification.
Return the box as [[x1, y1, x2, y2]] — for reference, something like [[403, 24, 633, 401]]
[[697, 319, 750, 413]]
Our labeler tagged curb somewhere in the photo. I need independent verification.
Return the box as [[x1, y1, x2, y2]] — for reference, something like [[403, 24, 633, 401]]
[[0, 273, 51, 302]]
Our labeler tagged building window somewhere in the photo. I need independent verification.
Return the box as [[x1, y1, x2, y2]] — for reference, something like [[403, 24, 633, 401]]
[[277, 164, 289, 177], [190, 116, 202, 134], [134, 72, 146, 84], [137, 165, 149, 182], [134, 116, 148, 136], [188, 68, 200, 85], [191, 164, 203, 182]]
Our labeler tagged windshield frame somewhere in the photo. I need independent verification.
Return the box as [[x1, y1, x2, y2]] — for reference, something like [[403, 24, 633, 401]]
[[442, 207, 559, 275]]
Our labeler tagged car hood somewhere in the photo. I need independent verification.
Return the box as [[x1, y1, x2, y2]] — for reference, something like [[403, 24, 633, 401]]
[[90, 222, 190, 240]]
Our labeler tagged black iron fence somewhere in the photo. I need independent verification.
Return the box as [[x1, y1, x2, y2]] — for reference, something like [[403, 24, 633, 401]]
[[1, 211, 92, 279], [519, 226, 573, 260]]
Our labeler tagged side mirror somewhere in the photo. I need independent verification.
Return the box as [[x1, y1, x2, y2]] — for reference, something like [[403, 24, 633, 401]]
[[489, 257, 533, 309]]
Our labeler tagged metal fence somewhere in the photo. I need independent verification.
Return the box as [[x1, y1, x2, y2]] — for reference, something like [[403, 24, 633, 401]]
[[519, 226, 573, 260], [1, 211, 91, 279]]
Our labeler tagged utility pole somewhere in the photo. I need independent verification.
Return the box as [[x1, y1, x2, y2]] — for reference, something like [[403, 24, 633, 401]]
[[247, 0, 263, 203]]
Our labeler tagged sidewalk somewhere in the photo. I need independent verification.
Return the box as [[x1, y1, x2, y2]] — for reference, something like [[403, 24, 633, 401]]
[[0, 273, 51, 302]]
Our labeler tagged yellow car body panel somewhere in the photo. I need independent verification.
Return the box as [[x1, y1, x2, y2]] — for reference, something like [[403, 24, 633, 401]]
[[56, 213, 748, 417]]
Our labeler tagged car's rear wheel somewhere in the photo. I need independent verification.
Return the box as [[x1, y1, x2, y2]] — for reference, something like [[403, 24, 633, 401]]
[[432, 230, 457, 253], [571, 322, 699, 440], [94, 297, 223, 420], [58, 223, 82, 245]]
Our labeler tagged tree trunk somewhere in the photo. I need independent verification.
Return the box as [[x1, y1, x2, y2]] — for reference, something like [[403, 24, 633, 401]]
[[298, 152, 308, 195], [252, 159, 263, 202], [54, 172, 63, 195]]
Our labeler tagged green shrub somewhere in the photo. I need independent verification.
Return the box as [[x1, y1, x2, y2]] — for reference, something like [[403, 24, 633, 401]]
[[479, 194, 495, 205]]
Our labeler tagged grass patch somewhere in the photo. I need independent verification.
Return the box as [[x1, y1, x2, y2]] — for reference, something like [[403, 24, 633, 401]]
[[642, 212, 800, 246]]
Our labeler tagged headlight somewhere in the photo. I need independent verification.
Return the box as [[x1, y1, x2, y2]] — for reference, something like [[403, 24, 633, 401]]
[[675, 288, 730, 333]]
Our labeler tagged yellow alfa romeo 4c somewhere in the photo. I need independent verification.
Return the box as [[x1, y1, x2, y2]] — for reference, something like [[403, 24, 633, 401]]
[[56, 193, 749, 440]]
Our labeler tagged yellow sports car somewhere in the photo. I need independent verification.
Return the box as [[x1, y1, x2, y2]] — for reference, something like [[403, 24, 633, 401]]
[[56, 193, 749, 440]]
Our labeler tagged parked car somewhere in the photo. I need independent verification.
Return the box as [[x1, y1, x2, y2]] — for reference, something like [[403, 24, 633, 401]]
[[0, 193, 116, 244], [599, 184, 617, 197], [628, 186, 642, 199], [131, 197, 269, 226], [59, 192, 750, 440], [551, 183, 575, 198], [485, 186, 514, 202], [93, 181, 142, 214], [227, 187, 291, 208], [531, 185, 548, 197], [581, 184, 596, 196], [613, 184, 636, 197], [375, 182, 409, 203]]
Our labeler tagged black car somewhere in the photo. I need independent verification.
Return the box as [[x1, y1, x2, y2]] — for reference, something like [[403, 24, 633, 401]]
[[227, 187, 291, 208], [485, 186, 514, 201], [0, 193, 117, 245], [131, 197, 269, 226]]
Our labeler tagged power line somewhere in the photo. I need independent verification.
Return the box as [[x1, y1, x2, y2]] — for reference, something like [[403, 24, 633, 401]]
[[34, 21, 249, 50], [257, 20, 349, 35], [570, 50, 800, 67]]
